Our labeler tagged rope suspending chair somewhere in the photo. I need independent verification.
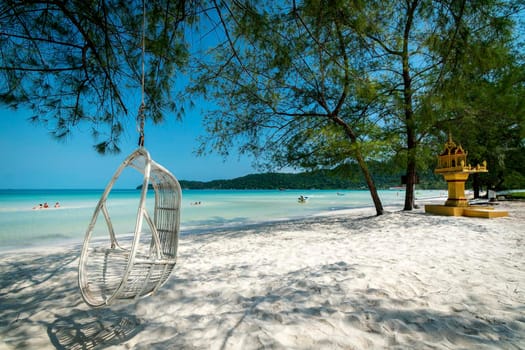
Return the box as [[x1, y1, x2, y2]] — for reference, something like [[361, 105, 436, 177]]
[[78, 2, 181, 307]]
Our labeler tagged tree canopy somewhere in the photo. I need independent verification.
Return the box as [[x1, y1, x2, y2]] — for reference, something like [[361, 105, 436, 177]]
[[1, 0, 524, 210], [192, 2, 399, 214], [0, 0, 195, 152], [191, 0, 525, 211]]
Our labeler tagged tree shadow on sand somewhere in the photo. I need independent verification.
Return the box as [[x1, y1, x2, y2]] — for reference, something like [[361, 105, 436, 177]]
[[216, 261, 525, 349], [0, 248, 143, 349], [139, 259, 525, 349]]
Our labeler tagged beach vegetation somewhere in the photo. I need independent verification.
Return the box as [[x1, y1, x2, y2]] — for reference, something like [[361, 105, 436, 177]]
[[507, 192, 525, 199], [191, 1, 389, 214], [415, 4, 525, 195], [319, 0, 524, 208], [0, 0, 197, 153], [1, 0, 524, 206], [191, 0, 525, 211]]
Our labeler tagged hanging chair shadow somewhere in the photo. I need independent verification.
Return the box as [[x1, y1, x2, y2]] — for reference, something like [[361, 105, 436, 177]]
[[79, 148, 181, 307]]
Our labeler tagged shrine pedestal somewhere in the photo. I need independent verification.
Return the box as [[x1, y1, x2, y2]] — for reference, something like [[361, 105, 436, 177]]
[[424, 205, 464, 216], [425, 204, 508, 218], [442, 172, 470, 207], [463, 208, 508, 218]]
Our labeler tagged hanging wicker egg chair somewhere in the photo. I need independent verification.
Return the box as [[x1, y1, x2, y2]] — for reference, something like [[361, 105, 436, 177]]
[[78, 147, 181, 307]]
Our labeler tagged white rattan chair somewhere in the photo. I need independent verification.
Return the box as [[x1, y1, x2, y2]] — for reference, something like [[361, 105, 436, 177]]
[[78, 148, 181, 307]]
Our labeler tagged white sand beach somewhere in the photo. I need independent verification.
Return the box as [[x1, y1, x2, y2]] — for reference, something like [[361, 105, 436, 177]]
[[1, 201, 524, 349]]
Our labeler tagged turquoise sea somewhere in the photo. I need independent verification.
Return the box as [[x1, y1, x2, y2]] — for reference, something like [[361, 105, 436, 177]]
[[0, 188, 444, 252]]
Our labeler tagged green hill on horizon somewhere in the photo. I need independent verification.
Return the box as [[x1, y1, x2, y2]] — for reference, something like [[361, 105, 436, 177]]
[[178, 168, 443, 190]]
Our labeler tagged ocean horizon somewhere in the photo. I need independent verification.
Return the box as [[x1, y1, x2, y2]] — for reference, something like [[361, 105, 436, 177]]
[[0, 188, 445, 252]]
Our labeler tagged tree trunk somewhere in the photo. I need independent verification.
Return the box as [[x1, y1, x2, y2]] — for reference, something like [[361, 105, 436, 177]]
[[404, 147, 417, 210], [404, 115, 417, 210], [402, 1, 418, 211], [332, 115, 384, 215], [472, 173, 481, 198], [402, 70, 417, 210], [355, 150, 384, 216]]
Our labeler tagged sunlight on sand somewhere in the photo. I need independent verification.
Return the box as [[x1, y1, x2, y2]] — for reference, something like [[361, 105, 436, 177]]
[[1, 201, 524, 349]]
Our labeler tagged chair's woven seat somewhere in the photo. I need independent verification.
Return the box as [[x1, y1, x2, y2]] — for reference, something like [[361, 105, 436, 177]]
[[79, 148, 181, 307]]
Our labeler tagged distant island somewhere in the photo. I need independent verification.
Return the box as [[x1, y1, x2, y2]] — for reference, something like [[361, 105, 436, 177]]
[[136, 167, 444, 190], [179, 171, 358, 190]]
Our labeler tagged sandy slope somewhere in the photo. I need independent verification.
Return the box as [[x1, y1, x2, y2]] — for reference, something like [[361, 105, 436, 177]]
[[1, 202, 524, 349]]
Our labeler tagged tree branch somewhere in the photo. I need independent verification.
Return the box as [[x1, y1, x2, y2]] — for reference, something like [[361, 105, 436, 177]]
[[49, 0, 128, 114]]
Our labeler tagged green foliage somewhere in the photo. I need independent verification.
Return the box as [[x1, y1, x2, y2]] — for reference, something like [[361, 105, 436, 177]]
[[502, 171, 525, 190], [189, 0, 525, 208], [194, 1, 380, 164], [506, 192, 525, 199], [191, 0, 410, 214], [428, 26, 525, 191], [0, 0, 197, 153], [2, 0, 524, 195]]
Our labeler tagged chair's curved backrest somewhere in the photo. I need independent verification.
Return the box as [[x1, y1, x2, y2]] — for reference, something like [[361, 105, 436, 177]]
[[78, 148, 181, 307]]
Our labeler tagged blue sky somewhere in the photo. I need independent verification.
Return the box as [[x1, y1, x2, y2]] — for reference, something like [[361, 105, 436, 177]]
[[0, 106, 256, 189]]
